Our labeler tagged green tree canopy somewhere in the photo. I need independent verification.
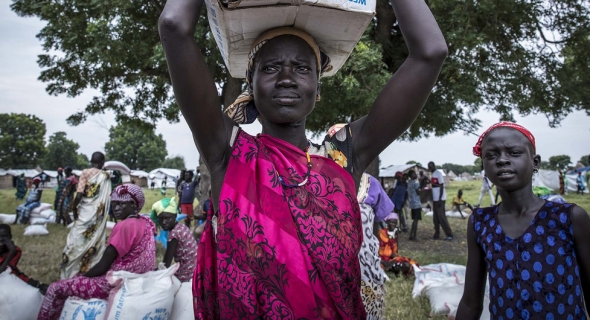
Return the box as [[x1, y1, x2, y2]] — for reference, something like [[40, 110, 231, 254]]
[[162, 155, 186, 170], [42, 131, 87, 170], [104, 124, 167, 171], [0, 113, 46, 168], [77, 153, 90, 169], [579, 155, 589, 167], [548, 155, 572, 170], [10, 0, 590, 137]]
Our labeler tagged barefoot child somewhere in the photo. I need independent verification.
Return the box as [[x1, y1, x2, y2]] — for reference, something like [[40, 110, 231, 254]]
[[0, 224, 48, 292], [151, 198, 197, 282], [457, 122, 590, 319]]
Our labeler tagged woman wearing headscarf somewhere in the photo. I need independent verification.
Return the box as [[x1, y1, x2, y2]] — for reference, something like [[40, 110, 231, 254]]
[[159, 0, 447, 316], [38, 184, 156, 320], [151, 197, 198, 283]]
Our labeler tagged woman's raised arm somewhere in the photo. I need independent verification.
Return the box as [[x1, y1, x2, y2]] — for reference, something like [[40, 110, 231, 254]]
[[158, 0, 234, 167], [350, 0, 448, 172]]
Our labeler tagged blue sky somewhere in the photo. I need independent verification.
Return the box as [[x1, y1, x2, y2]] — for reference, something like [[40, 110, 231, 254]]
[[1, 3, 588, 170]]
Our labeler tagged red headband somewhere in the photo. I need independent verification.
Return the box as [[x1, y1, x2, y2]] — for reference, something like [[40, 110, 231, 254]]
[[473, 122, 535, 157]]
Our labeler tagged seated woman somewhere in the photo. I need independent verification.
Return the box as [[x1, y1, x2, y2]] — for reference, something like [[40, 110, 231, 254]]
[[451, 189, 474, 218], [378, 213, 418, 276], [38, 184, 156, 320], [151, 197, 198, 282], [0, 224, 48, 292], [15, 177, 42, 224]]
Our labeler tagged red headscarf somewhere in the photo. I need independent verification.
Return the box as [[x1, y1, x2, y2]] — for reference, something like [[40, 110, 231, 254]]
[[473, 122, 536, 157]]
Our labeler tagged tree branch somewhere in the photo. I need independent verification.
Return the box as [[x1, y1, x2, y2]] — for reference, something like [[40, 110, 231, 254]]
[[536, 22, 567, 45]]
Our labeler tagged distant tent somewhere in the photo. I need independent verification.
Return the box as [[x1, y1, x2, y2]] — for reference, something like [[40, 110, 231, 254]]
[[148, 168, 182, 189], [447, 170, 457, 180], [533, 169, 588, 194], [460, 172, 472, 180], [130, 170, 150, 187], [379, 164, 431, 187], [0, 169, 12, 189]]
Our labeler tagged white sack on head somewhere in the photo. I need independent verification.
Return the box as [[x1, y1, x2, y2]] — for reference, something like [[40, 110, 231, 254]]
[[106, 263, 181, 320], [103, 161, 131, 175], [0, 268, 44, 320]]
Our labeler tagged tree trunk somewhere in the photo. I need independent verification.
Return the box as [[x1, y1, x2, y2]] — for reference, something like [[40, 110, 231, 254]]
[[221, 76, 243, 109], [375, 0, 396, 46]]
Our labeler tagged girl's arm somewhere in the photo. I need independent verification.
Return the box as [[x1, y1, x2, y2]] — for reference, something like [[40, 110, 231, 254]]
[[456, 218, 487, 319], [83, 246, 118, 277], [350, 0, 447, 173], [163, 239, 179, 268], [159, 0, 234, 173], [571, 206, 590, 312]]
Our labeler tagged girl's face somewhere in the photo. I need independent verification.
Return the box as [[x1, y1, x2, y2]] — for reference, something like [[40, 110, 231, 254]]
[[481, 127, 540, 192], [252, 35, 319, 126], [158, 212, 177, 231]]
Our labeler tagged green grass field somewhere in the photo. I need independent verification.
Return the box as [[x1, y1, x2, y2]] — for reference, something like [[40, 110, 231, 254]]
[[1, 181, 588, 319]]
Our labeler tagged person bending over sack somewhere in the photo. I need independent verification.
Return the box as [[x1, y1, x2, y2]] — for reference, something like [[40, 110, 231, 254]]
[[378, 213, 418, 276], [38, 184, 156, 320], [15, 177, 42, 224], [151, 197, 198, 282], [457, 122, 590, 319], [451, 189, 473, 219], [0, 224, 49, 292]]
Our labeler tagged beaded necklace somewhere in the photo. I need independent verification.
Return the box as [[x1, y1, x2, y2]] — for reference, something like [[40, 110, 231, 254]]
[[277, 140, 312, 188]]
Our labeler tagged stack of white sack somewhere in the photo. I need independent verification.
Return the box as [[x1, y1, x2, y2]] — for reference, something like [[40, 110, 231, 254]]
[[29, 203, 56, 225], [59, 264, 184, 320], [204, 0, 376, 78], [0, 268, 44, 320], [412, 263, 491, 320]]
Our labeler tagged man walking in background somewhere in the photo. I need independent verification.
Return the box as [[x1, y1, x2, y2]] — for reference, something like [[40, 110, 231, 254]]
[[475, 165, 495, 207], [428, 161, 453, 241]]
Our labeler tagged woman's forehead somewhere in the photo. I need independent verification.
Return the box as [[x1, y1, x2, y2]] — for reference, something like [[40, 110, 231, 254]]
[[482, 127, 532, 147], [255, 36, 317, 63]]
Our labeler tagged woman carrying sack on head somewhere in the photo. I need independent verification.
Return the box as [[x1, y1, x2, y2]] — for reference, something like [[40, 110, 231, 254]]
[[159, 0, 447, 317]]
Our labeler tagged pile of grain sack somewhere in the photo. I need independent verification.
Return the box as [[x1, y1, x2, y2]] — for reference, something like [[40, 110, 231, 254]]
[[0, 203, 56, 225], [0, 264, 194, 320]]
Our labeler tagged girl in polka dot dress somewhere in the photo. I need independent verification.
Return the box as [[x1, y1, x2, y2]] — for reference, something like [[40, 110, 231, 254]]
[[457, 122, 590, 320]]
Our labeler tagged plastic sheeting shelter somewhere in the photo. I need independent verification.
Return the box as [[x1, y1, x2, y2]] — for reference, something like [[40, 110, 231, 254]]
[[148, 168, 181, 189], [532, 169, 588, 194], [379, 164, 432, 187], [130, 170, 150, 187]]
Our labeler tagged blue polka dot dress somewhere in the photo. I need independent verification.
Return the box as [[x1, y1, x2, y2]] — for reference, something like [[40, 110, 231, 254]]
[[472, 201, 587, 320]]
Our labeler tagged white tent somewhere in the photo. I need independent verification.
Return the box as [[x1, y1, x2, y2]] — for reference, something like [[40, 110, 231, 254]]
[[532, 169, 588, 194], [7, 169, 41, 178], [148, 168, 182, 189]]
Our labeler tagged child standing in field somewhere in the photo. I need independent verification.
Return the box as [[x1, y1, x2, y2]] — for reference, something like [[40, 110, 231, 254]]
[[457, 122, 590, 319]]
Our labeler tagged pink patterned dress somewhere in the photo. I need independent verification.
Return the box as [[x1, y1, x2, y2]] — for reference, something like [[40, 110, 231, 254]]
[[194, 129, 366, 319], [38, 216, 156, 320], [169, 222, 198, 282]]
